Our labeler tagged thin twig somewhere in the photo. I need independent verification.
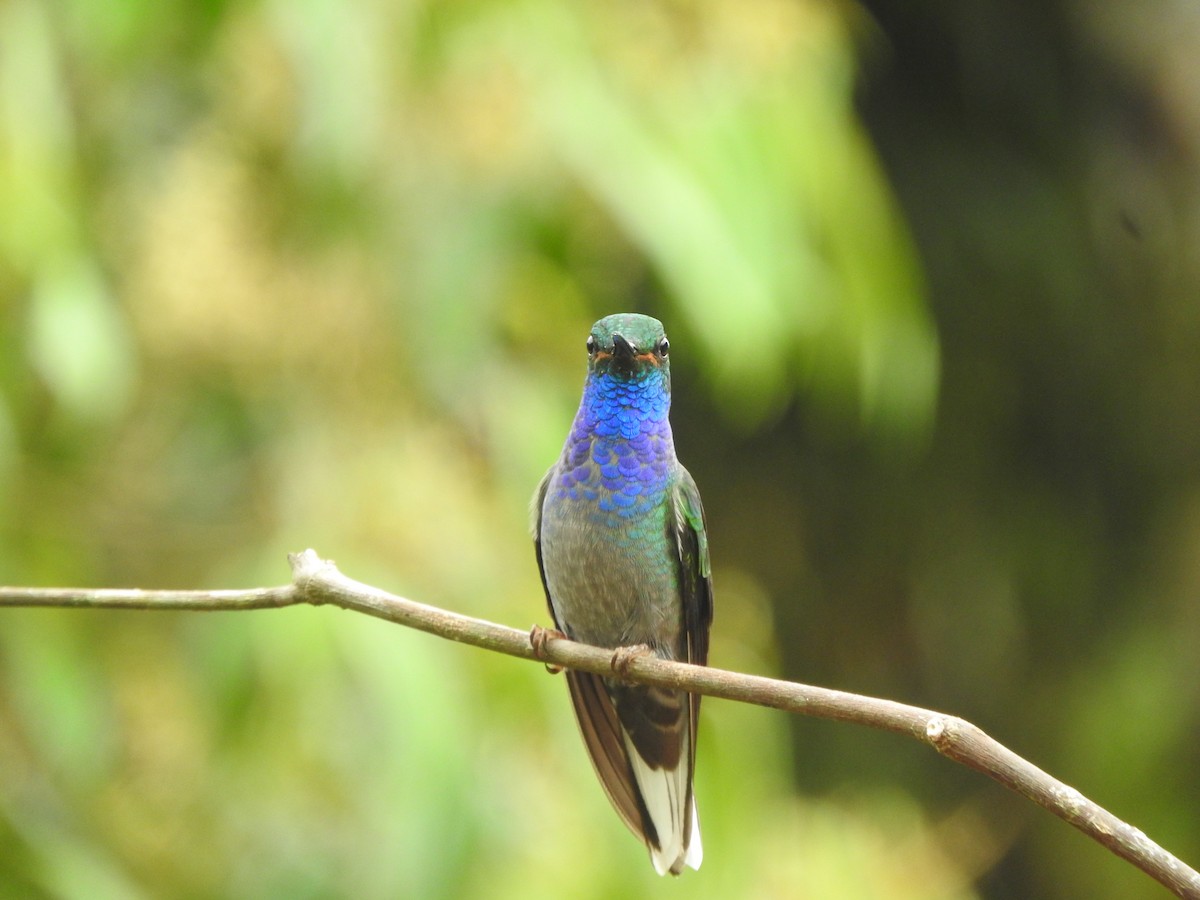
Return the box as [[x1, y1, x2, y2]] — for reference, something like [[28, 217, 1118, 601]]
[[1, 549, 1196, 898]]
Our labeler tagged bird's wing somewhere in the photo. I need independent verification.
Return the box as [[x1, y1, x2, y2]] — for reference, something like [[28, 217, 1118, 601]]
[[664, 465, 714, 863], [530, 467, 554, 611], [531, 466, 651, 843], [671, 465, 713, 671]]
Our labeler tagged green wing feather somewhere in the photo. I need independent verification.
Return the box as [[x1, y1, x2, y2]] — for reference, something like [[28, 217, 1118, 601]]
[[670, 465, 713, 670]]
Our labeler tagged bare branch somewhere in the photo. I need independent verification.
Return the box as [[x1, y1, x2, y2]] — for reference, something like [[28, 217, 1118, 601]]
[[1, 549, 1196, 898]]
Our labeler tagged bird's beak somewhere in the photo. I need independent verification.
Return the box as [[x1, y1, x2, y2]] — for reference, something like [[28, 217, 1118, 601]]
[[611, 332, 636, 362]]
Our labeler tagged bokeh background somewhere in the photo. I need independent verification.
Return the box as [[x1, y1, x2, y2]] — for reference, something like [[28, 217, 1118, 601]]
[[2, 1, 1198, 897]]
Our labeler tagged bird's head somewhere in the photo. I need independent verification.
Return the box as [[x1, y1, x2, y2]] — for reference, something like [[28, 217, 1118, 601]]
[[585, 314, 671, 386]]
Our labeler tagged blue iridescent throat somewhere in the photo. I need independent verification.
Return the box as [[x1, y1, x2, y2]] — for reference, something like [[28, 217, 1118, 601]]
[[554, 370, 674, 516]]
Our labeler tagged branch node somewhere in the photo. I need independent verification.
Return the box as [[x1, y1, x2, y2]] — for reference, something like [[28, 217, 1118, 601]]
[[925, 715, 947, 743], [288, 549, 337, 604], [1053, 784, 1087, 820]]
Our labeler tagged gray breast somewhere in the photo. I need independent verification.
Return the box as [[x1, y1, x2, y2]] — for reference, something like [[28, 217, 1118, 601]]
[[540, 482, 681, 655]]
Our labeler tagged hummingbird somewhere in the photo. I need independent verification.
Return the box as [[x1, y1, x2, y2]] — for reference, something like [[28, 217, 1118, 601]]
[[531, 313, 713, 875]]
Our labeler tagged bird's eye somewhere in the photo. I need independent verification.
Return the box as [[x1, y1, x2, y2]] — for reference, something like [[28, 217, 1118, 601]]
[[657, 337, 670, 357], [586, 335, 596, 355]]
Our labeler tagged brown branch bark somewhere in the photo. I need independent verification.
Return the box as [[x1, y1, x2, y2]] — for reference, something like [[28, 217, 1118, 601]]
[[1, 549, 1196, 898]]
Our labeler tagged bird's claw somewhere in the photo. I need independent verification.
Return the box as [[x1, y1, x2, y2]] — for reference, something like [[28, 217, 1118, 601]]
[[610, 643, 653, 679], [530, 625, 567, 674]]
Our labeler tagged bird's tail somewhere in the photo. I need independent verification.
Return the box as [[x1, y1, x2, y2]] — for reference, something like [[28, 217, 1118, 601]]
[[624, 726, 702, 875]]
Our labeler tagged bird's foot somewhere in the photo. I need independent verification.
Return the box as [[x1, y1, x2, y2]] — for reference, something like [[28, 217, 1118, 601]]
[[610, 643, 653, 680], [529, 625, 567, 674]]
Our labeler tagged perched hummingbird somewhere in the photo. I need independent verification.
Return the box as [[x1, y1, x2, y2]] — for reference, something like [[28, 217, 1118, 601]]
[[531, 313, 713, 875]]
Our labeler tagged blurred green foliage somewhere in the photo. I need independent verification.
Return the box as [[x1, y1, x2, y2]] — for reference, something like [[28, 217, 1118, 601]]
[[0, 0, 1196, 898]]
